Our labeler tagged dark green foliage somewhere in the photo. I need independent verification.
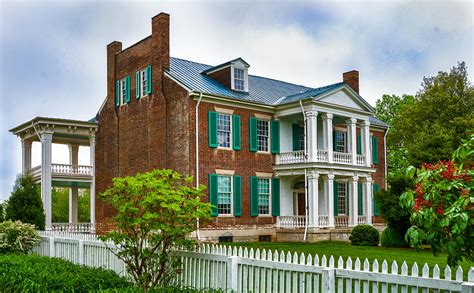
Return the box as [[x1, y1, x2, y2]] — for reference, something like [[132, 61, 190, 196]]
[[0, 203, 4, 222], [349, 224, 380, 246], [375, 172, 414, 236], [380, 227, 409, 248], [52, 188, 90, 223], [0, 253, 131, 292], [5, 175, 45, 230]]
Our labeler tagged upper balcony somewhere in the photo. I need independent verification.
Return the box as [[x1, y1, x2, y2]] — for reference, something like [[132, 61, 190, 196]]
[[276, 150, 366, 166], [29, 163, 93, 183]]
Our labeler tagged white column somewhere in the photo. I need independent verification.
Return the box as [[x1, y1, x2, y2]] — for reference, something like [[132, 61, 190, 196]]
[[349, 175, 359, 227], [21, 139, 32, 174], [326, 173, 335, 227], [69, 145, 79, 224], [307, 171, 319, 227], [41, 131, 53, 230], [322, 113, 333, 163], [362, 120, 371, 167], [89, 135, 96, 231], [306, 110, 318, 162], [347, 118, 357, 165], [365, 176, 373, 225]]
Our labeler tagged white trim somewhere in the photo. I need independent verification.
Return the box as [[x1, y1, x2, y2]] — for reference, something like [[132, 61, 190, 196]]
[[334, 126, 347, 132], [191, 94, 275, 112], [216, 112, 233, 149], [257, 177, 272, 216], [216, 174, 233, 216], [139, 68, 149, 98], [214, 107, 234, 115], [215, 169, 235, 176], [255, 172, 273, 178], [254, 113, 272, 120], [256, 119, 271, 154]]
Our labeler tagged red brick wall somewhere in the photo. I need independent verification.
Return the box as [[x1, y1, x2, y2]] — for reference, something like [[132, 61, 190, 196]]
[[371, 130, 386, 189]]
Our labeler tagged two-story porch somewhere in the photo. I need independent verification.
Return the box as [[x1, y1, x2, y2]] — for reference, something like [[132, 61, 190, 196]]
[[10, 117, 98, 232]]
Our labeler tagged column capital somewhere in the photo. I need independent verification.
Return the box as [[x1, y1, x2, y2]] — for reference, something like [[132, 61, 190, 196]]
[[363, 175, 372, 183], [350, 175, 359, 182], [89, 134, 96, 144], [326, 173, 335, 180], [346, 117, 358, 125], [306, 110, 318, 118], [322, 113, 333, 120], [40, 131, 53, 141], [308, 170, 320, 180], [362, 120, 370, 127], [21, 139, 32, 148]]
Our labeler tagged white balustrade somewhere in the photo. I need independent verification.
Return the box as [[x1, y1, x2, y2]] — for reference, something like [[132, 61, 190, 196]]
[[335, 215, 349, 227], [357, 215, 367, 225], [51, 164, 92, 175], [318, 215, 329, 226], [276, 216, 306, 228], [276, 151, 306, 164], [316, 149, 328, 162], [51, 222, 95, 233], [356, 154, 365, 166], [333, 152, 352, 164]]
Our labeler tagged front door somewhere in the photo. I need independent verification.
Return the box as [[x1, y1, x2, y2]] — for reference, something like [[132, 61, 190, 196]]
[[297, 193, 306, 215]]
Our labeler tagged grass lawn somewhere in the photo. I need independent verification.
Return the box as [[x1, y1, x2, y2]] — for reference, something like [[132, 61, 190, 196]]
[[227, 241, 473, 279]]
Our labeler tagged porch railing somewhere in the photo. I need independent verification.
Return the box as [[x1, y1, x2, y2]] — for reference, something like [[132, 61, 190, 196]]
[[276, 151, 306, 164], [357, 215, 367, 225], [335, 215, 349, 227], [51, 223, 95, 233], [52, 164, 93, 175], [276, 216, 306, 228], [318, 215, 329, 226], [356, 154, 366, 166], [316, 149, 328, 162], [333, 152, 352, 164]]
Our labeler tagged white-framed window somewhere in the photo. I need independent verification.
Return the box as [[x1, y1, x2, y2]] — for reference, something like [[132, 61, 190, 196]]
[[120, 78, 127, 105], [257, 178, 271, 215], [234, 68, 245, 91], [217, 113, 232, 148], [335, 131, 347, 153], [140, 68, 148, 97], [217, 175, 232, 215], [337, 181, 347, 215], [257, 119, 270, 152]]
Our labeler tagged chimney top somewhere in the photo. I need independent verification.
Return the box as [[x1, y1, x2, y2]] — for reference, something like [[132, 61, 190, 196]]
[[343, 70, 359, 94]]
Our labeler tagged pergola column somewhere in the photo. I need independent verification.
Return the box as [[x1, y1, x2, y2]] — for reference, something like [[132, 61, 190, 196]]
[[322, 113, 333, 163], [362, 120, 371, 167], [349, 175, 359, 227], [69, 145, 79, 224], [21, 139, 32, 174], [365, 176, 373, 225], [306, 111, 318, 162], [89, 135, 96, 232], [347, 118, 357, 165], [307, 171, 319, 227], [326, 173, 335, 228], [41, 131, 53, 230]]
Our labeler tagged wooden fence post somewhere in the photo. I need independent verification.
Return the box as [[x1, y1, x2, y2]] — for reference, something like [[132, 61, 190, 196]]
[[49, 236, 55, 257], [322, 268, 335, 293], [227, 256, 239, 292], [78, 240, 84, 265], [461, 282, 474, 293]]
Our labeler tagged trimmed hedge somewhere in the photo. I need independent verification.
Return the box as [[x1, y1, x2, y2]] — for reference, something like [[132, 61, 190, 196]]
[[0, 253, 131, 292], [380, 227, 409, 248], [349, 224, 380, 246]]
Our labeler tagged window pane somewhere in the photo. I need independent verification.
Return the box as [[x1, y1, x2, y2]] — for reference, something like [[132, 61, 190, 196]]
[[336, 131, 346, 153], [258, 178, 270, 215], [217, 113, 231, 148], [217, 176, 232, 215], [337, 182, 347, 215], [234, 68, 245, 90], [257, 120, 269, 152], [141, 69, 147, 95]]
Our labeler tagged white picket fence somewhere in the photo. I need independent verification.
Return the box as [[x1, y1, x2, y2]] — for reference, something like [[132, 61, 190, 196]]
[[33, 232, 474, 292]]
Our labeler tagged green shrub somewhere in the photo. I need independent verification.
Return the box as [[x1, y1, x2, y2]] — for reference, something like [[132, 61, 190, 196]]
[[0, 220, 40, 254], [349, 224, 380, 246], [380, 227, 409, 248], [0, 253, 131, 292]]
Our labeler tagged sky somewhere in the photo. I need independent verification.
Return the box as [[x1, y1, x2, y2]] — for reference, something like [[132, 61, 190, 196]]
[[0, 0, 473, 201]]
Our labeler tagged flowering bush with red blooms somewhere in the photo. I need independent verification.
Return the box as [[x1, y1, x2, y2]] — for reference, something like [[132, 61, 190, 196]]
[[400, 135, 473, 266]]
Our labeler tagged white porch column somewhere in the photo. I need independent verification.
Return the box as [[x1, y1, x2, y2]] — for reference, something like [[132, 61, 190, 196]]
[[326, 173, 335, 227], [69, 145, 79, 224], [306, 110, 318, 162], [40, 131, 53, 230], [362, 120, 371, 167], [347, 118, 357, 165], [89, 135, 96, 231], [322, 113, 333, 163], [21, 139, 32, 175], [307, 171, 319, 227], [349, 175, 359, 227], [365, 176, 373, 225]]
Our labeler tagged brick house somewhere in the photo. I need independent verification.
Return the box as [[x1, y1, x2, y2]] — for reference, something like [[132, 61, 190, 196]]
[[10, 12, 388, 242]]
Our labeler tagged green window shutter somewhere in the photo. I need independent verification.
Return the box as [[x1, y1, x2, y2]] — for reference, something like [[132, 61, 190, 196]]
[[146, 65, 152, 95], [358, 183, 363, 215], [209, 174, 218, 217], [208, 112, 218, 148], [115, 80, 120, 107], [373, 184, 380, 216], [292, 124, 301, 151], [271, 178, 280, 216], [125, 75, 131, 103], [250, 176, 258, 216], [372, 136, 379, 164], [136, 71, 140, 99], [357, 133, 361, 155], [270, 120, 280, 154], [333, 181, 339, 215], [249, 117, 257, 152], [232, 115, 241, 150], [333, 131, 337, 151], [233, 176, 242, 217]]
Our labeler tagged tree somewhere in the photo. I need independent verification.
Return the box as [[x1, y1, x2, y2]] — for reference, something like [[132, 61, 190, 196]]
[[375, 94, 415, 172], [400, 135, 473, 266], [392, 62, 474, 167], [52, 188, 91, 223], [5, 175, 45, 230], [99, 169, 212, 290]]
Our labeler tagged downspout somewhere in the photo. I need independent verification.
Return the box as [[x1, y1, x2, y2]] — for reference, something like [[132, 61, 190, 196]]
[[195, 92, 203, 241], [384, 127, 389, 189], [300, 101, 309, 241]]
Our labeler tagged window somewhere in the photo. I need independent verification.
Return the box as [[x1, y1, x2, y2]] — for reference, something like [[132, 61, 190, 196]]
[[337, 182, 347, 215], [120, 78, 127, 105], [259, 235, 272, 242], [335, 131, 347, 153], [217, 113, 231, 148], [140, 68, 148, 97], [257, 119, 270, 152], [234, 68, 245, 91], [257, 178, 270, 215], [217, 175, 232, 215], [219, 236, 233, 243]]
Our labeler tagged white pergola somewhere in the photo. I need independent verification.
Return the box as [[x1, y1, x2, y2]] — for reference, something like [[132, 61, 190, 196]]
[[10, 117, 98, 232]]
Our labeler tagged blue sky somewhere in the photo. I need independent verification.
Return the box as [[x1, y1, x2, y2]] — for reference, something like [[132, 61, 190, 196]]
[[0, 1, 472, 200]]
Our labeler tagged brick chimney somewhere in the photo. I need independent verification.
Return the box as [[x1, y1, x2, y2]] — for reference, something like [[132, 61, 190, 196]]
[[152, 13, 170, 70], [107, 41, 122, 108], [343, 70, 359, 94]]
